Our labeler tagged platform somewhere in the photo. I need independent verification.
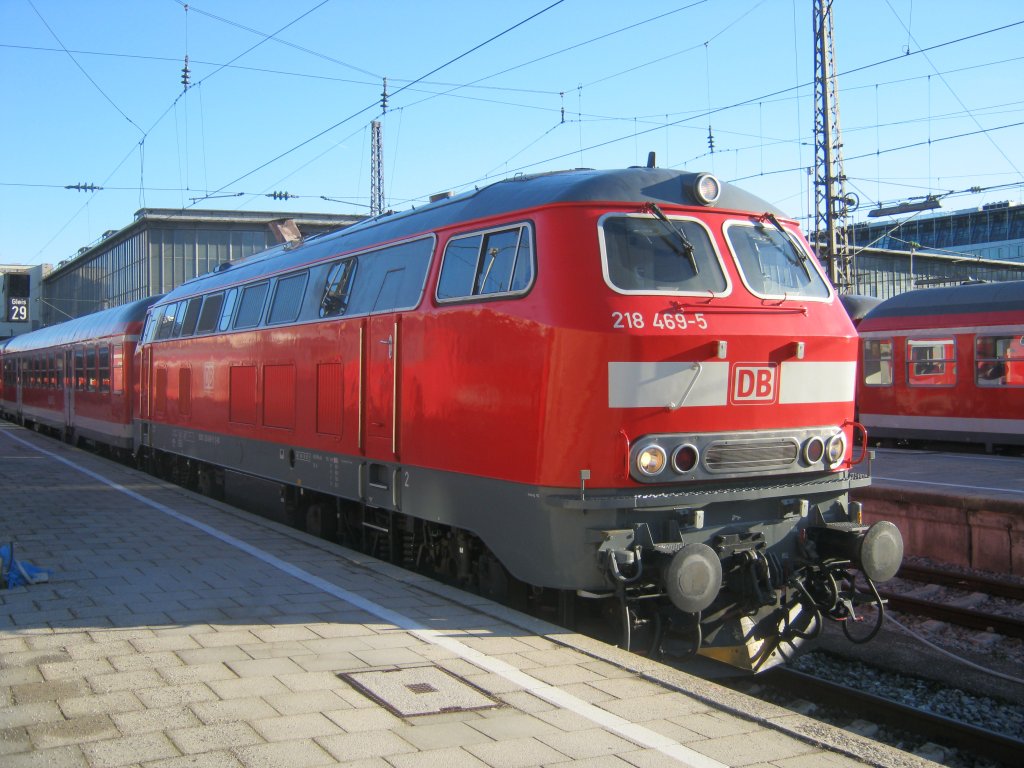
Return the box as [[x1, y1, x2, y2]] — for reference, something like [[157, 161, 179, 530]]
[[0, 423, 934, 768], [855, 448, 1024, 574]]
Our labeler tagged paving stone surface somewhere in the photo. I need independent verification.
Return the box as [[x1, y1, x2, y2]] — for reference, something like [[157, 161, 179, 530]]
[[0, 426, 929, 767]]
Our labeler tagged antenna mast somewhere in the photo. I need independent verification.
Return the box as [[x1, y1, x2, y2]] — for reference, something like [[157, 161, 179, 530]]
[[812, 0, 854, 292], [370, 78, 387, 217]]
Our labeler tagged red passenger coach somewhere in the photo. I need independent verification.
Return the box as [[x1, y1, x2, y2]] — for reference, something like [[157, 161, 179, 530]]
[[857, 280, 1024, 450], [128, 166, 901, 671], [0, 296, 157, 450]]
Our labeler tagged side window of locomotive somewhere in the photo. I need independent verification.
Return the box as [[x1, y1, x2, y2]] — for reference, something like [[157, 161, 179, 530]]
[[907, 338, 956, 387], [179, 297, 203, 337], [267, 272, 309, 325], [601, 215, 726, 295], [725, 221, 830, 299], [156, 303, 179, 340], [862, 339, 893, 386], [347, 237, 434, 315], [218, 288, 239, 331], [437, 234, 481, 300], [975, 335, 1024, 387], [320, 259, 357, 318], [437, 226, 533, 302], [195, 293, 224, 335], [171, 302, 190, 337], [233, 282, 270, 329], [142, 308, 161, 343]]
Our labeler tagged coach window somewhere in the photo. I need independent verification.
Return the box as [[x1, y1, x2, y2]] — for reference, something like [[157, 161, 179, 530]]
[[320, 259, 357, 318], [179, 297, 203, 337], [725, 220, 830, 299], [601, 215, 727, 295], [437, 226, 533, 301], [74, 348, 85, 390], [218, 288, 239, 331], [267, 272, 308, 324], [112, 345, 124, 394], [195, 293, 224, 334], [98, 346, 111, 392], [862, 339, 893, 386], [85, 347, 97, 391], [907, 338, 956, 387], [976, 335, 1024, 387]]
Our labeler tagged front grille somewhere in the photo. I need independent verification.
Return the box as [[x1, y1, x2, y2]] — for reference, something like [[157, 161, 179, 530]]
[[704, 438, 798, 472]]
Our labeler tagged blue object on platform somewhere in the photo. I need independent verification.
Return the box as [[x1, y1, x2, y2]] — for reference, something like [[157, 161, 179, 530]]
[[0, 543, 52, 588]]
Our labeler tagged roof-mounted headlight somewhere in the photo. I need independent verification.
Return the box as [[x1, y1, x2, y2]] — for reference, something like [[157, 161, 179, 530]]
[[692, 173, 721, 205]]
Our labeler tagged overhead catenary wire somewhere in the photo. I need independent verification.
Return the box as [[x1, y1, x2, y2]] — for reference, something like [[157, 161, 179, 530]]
[[11, 5, 1024, 264]]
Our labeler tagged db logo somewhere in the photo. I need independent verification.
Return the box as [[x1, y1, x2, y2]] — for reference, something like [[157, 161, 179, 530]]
[[731, 364, 778, 403]]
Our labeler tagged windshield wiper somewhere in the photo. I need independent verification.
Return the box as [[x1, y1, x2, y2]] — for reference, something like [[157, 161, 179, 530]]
[[760, 212, 811, 276], [646, 202, 699, 275]]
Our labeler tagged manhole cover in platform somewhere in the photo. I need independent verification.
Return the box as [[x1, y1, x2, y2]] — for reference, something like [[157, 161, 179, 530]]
[[339, 666, 500, 717]]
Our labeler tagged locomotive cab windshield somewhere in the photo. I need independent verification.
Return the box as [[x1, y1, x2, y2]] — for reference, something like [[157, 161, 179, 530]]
[[600, 213, 727, 295], [725, 219, 831, 299]]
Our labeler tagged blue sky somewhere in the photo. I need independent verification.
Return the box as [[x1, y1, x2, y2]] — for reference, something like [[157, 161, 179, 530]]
[[2, 0, 1022, 267]]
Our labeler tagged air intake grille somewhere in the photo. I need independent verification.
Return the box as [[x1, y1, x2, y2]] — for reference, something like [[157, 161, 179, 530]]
[[704, 439, 798, 472]]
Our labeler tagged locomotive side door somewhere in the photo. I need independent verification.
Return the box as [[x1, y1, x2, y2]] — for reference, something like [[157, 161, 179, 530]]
[[364, 312, 399, 459]]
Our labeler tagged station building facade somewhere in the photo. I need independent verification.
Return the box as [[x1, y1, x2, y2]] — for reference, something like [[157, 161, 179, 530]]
[[41, 209, 364, 326], [1, 264, 51, 338], [844, 200, 1024, 299]]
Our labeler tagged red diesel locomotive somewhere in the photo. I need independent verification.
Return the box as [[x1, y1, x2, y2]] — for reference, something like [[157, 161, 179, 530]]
[[857, 280, 1024, 451], [1, 166, 903, 670]]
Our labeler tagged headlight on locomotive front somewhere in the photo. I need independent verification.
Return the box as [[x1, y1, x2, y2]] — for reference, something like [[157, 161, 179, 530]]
[[671, 443, 700, 473], [801, 436, 825, 465], [826, 431, 847, 468], [636, 444, 668, 477]]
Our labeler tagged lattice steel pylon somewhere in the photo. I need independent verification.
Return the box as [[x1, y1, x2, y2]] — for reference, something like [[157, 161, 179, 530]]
[[813, 0, 854, 292], [370, 120, 384, 217]]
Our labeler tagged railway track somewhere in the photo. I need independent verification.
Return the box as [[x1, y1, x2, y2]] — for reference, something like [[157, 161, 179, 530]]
[[750, 666, 1024, 768], [898, 562, 1024, 600], [874, 563, 1024, 639]]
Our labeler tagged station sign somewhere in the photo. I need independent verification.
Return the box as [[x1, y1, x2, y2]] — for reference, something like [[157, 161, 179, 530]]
[[7, 296, 28, 323]]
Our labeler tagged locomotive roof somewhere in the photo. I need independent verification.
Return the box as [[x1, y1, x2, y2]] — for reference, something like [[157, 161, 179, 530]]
[[862, 280, 1023, 321], [160, 167, 788, 303], [3, 295, 161, 353]]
